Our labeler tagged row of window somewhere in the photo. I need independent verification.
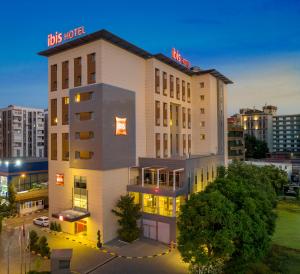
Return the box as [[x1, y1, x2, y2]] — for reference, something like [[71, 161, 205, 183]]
[[50, 53, 96, 91], [51, 132, 95, 161], [155, 133, 192, 158], [51, 91, 94, 126], [155, 68, 191, 102], [155, 102, 192, 128]]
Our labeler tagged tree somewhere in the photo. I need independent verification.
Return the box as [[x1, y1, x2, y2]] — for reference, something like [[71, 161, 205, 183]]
[[260, 165, 288, 195], [0, 216, 2, 234], [97, 229, 102, 248], [29, 230, 39, 251], [178, 162, 278, 273], [37, 236, 50, 257], [245, 135, 269, 159], [178, 191, 236, 272], [7, 183, 17, 214], [112, 194, 141, 242]]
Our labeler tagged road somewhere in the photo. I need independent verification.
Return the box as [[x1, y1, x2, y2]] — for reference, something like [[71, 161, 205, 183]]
[[0, 211, 188, 274]]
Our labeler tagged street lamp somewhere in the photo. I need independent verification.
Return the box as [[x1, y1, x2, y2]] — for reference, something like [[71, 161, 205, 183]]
[[18, 174, 26, 192]]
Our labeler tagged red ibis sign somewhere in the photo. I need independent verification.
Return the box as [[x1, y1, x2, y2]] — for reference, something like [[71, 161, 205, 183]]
[[48, 26, 86, 47], [172, 48, 190, 68]]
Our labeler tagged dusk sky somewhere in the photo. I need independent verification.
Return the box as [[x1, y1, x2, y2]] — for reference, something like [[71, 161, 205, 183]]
[[0, 0, 299, 115]]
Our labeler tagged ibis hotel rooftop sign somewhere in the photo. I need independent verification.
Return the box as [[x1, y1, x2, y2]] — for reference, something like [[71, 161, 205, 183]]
[[48, 26, 86, 47], [171, 48, 190, 68]]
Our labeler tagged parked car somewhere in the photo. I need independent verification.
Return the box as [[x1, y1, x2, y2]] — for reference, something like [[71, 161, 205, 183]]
[[33, 216, 49, 227]]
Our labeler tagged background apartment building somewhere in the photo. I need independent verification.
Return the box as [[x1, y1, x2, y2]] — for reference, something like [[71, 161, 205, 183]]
[[273, 114, 300, 153], [237, 105, 277, 151], [227, 116, 245, 161], [39, 29, 231, 244], [0, 105, 46, 158]]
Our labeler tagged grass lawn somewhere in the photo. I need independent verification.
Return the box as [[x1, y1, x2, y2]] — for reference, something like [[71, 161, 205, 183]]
[[248, 199, 300, 274], [272, 199, 300, 249]]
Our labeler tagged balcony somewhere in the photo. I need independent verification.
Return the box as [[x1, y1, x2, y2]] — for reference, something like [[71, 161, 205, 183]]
[[127, 166, 186, 197]]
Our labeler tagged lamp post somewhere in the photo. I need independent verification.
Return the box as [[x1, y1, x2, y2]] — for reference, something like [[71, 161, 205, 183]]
[[18, 174, 26, 193]]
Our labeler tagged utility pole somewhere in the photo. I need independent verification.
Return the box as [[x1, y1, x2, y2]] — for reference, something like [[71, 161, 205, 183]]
[[7, 242, 10, 274]]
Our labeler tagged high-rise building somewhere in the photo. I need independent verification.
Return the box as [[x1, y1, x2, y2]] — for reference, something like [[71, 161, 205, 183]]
[[39, 29, 232, 244], [0, 105, 46, 158], [227, 116, 245, 161], [273, 114, 300, 153], [238, 105, 277, 151]]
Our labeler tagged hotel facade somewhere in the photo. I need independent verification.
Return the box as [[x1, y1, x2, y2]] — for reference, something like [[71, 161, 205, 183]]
[[39, 29, 232, 244]]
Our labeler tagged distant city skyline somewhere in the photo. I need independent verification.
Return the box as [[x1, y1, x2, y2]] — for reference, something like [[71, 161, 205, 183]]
[[0, 0, 299, 115]]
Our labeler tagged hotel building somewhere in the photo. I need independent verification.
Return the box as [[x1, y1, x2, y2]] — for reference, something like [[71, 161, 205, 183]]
[[39, 29, 232, 244], [0, 105, 46, 158]]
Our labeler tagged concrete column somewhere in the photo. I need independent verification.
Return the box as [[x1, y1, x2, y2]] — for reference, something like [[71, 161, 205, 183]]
[[157, 170, 160, 188], [173, 171, 176, 191], [172, 197, 176, 217]]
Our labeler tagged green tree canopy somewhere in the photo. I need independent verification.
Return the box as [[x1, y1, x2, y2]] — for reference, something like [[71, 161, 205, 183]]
[[245, 135, 269, 159], [178, 162, 279, 273], [112, 194, 141, 243]]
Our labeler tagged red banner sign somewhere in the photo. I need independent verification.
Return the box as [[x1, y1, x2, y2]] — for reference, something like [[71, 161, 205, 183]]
[[48, 26, 86, 47], [172, 48, 190, 68]]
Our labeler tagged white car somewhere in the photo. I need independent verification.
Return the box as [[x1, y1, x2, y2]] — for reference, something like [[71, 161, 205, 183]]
[[33, 216, 49, 227]]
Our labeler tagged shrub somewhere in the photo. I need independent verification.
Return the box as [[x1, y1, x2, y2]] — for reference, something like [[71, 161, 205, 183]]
[[29, 230, 39, 251], [37, 236, 50, 257]]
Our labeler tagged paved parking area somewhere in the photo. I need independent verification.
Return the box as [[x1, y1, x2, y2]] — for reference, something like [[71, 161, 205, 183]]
[[1, 213, 188, 274]]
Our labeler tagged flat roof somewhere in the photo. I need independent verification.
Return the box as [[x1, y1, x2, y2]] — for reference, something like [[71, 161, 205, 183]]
[[38, 29, 233, 84], [52, 209, 90, 222]]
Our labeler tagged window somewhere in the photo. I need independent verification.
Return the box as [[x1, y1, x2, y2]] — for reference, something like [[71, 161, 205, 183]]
[[176, 134, 179, 154], [200, 82, 204, 88], [155, 68, 160, 94], [76, 112, 93, 121], [176, 78, 180, 99], [200, 121, 205, 127], [62, 97, 69, 125], [75, 131, 94, 140], [200, 134, 205, 140], [183, 134, 186, 155], [170, 75, 174, 98], [87, 53, 96, 84], [62, 61, 69, 89], [51, 99, 57, 126], [51, 133, 57, 160], [188, 134, 191, 154], [62, 133, 69, 161], [200, 108, 205, 114], [170, 133, 173, 155], [50, 64, 57, 91], [182, 80, 185, 101], [163, 72, 167, 95], [75, 92, 93, 102], [187, 83, 191, 103], [188, 109, 191, 129], [200, 95, 205, 101], [74, 176, 87, 210], [155, 101, 160, 126], [163, 133, 168, 158], [182, 107, 186, 128], [74, 57, 82, 87], [75, 151, 94, 160], [156, 133, 160, 158], [163, 103, 168, 127]]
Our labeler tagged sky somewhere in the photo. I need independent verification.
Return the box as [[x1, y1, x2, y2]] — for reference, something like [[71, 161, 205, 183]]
[[0, 0, 299, 115]]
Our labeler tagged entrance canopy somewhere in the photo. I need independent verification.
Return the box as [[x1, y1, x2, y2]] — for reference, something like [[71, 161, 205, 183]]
[[52, 209, 90, 222]]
